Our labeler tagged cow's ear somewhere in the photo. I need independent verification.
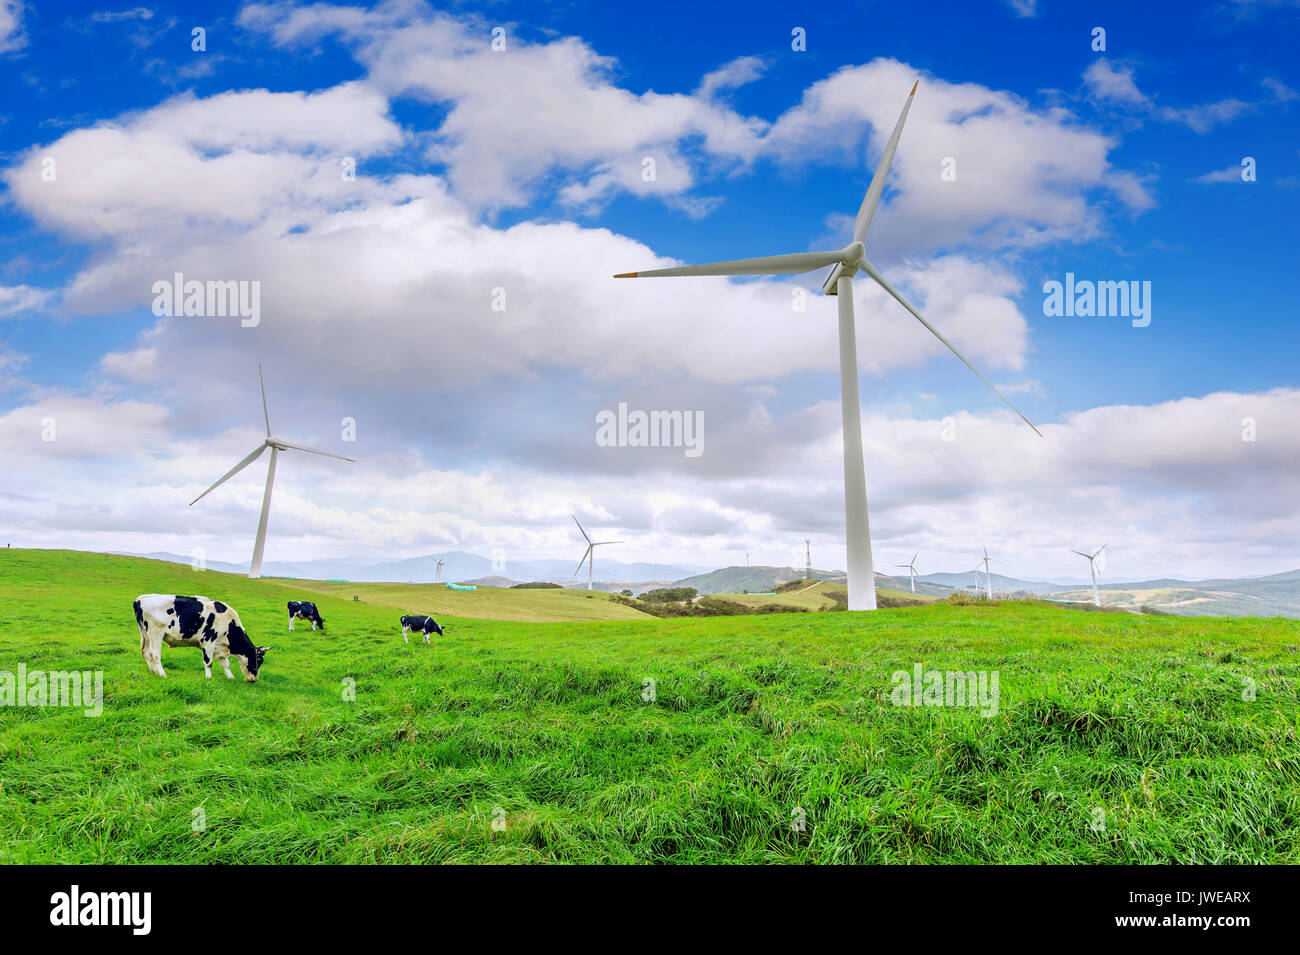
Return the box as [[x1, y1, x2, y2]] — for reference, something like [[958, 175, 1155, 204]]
[[259, 645, 273, 653]]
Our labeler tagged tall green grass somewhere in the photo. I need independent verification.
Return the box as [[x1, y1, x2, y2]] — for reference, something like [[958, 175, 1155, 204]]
[[1, 549, 1297, 863]]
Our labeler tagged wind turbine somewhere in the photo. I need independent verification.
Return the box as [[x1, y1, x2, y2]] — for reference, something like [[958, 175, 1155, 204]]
[[1071, 544, 1108, 607], [614, 82, 1041, 611], [434, 556, 446, 583], [572, 515, 622, 591], [894, 552, 919, 593], [979, 545, 994, 600], [189, 364, 354, 579]]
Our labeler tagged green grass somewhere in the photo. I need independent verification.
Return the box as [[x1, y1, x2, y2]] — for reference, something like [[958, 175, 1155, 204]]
[[1, 548, 1298, 863]]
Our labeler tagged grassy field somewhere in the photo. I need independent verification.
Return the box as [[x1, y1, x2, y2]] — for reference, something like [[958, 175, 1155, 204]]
[[1, 548, 1298, 863]]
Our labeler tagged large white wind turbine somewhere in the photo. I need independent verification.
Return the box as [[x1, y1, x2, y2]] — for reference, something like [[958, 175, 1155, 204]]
[[615, 82, 1041, 611], [1071, 544, 1108, 607], [572, 515, 622, 591], [894, 552, 919, 593], [189, 365, 355, 579], [434, 556, 446, 583]]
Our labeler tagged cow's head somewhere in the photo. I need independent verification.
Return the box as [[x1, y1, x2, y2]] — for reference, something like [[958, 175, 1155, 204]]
[[315, 613, 326, 630], [431, 620, 444, 636], [230, 628, 271, 682]]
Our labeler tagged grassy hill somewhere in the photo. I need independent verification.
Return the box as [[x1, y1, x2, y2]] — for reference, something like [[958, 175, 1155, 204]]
[[1052, 570, 1300, 618], [713, 579, 940, 611], [1, 549, 1298, 864]]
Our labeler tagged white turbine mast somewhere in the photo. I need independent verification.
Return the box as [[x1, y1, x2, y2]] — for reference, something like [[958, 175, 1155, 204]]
[[434, 555, 446, 583], [189, 364, 355, 579], [980, 544, 994, 600], [894, 552, 919, 593], [1071, 544, 1108, 607], [615, 82, 1041, 610], [572, 515, 621, 591]]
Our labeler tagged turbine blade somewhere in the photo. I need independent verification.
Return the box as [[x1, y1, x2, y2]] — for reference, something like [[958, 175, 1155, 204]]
[[853, 81, 918, 244], [1070, 550, 1091, 558], [571, 514, 592, 544], [1093, 544, 1108, 558], [575, 546, 592, 575], [857, 256, 1043, 437], [259, 363, 271, 438], [615, 249, 843, 279], [275, 439, 356, 462], [595, 541, 623, 546], [189, 444, 268, 506]]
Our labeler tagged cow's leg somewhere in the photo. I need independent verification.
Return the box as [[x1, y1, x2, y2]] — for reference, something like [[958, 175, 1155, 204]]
[[288, 615, 295, 631], [424, 629, 431, 645], [311, 620, 317, 630], [218, 653, 234, 679], [144, 629, 167, 678], [201, 645, 213, 679], [402, 626, 409, 645]]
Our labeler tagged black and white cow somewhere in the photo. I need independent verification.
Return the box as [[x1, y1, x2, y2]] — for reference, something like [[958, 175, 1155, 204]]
[[133, 594, 270, 681], [287, 600, 325, 631], [399, 614, 444, 645]]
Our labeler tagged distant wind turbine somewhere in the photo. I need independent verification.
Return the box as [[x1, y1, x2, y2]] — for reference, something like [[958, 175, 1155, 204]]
[[894, 552, 919, 593], [434, 556, 446, 583], [572, 515, 621, 591], [189, 364, 354, 579], [614, 81, 1041, 611], [1071, 544, 1108, 607], [979, 545, 994, 600]]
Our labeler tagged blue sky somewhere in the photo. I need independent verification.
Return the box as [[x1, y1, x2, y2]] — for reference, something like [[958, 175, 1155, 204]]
[[0, 0, 1296, 580]]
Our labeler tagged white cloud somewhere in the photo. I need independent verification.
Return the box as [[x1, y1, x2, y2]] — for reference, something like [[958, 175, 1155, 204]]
[[1193, 165, 1247, 184], [0, 284, 51, 316], [1083, 60, 1255, 133], [0, 0, 25, 54], [0, 386, 1294, 580], [240, 3, 766, 211], [765, 59, 1152, 252]]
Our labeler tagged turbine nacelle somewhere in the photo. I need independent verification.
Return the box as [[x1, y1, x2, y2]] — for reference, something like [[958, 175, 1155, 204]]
[[821, 242, 866, 296]]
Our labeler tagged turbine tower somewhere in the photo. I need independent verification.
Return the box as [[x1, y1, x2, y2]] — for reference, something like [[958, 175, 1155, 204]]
[[979, 545, 994, 600], [1071, 544, 1108, 607], [190, 364, 354, 579], [615, 82, 1041, 610], [434, 556, 446, 583], [804, 538, 812, 579], [894, 552, 919, 593], [572, 515, 621, 591], [745, 551, 750, 567]]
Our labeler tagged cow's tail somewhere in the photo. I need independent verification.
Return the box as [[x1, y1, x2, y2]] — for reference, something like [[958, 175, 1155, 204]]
[[133, 599, 147, 651]]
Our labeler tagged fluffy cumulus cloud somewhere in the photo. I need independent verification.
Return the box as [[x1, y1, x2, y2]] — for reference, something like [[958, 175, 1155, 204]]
[[766, 59, 1152, 253]]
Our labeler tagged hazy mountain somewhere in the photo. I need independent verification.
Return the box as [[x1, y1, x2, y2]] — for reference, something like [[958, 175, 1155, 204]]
[[118, 550, 707, 585]]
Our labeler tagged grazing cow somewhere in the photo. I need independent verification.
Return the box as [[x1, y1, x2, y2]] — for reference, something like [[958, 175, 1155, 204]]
[[133, 594, 270, 681], [287, 600, 325, 631], [399, 614, 444, 645]]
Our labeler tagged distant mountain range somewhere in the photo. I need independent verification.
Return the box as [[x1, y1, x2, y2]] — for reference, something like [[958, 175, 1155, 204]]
[[116, 550, 707, 586], [115, 551, 1300, 617]]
